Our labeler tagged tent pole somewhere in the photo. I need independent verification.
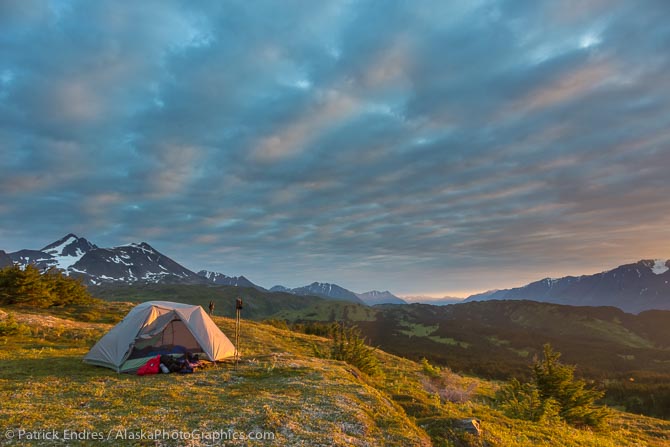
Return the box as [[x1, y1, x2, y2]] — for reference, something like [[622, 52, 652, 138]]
[[235, 298, 243, 370]]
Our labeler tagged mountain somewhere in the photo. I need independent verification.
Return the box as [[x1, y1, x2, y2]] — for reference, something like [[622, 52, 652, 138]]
[[464, 260, 670, 313], [197, 270, 264, 290], [41, 233, 98, 268], [403, 295, 464, 305], [9, 249, 59, 270], [8, 234, 98, 271], [291, 282, 364, 304], [357, 290, 406, 305], [0, 250, 12, 268], [69, 242, 201, 285], [271, 282, 365, 304], [462, 290, 498, 301], [9, 234, 206, 286]]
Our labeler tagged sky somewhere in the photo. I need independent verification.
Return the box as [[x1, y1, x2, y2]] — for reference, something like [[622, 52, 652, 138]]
[[1, 0, 670, 297]]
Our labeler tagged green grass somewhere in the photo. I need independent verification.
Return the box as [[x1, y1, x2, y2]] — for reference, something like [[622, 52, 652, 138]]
[[1, 304, 669, 447], [0, 307, 428, 446], [274, 301, 377, 322], [486, 336, 510, 347], [426, 336, 471, 348], [398, 323, 439, 337], [397, 322, 472, 347]]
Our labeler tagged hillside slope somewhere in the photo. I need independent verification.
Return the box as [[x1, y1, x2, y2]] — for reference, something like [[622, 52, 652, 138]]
[[275, 300, 670, 377], [0, 305, 429, 447], [90, 283, 325, 320], [275, 299, 670, 420], [1, 303, 669, 446]]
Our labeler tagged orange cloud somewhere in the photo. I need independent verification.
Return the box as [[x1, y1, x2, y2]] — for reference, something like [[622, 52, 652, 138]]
[[508, 61, 616, 116]]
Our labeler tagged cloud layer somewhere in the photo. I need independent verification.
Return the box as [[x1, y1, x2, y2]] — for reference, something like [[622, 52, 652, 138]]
[[2, 0, 670, 295]]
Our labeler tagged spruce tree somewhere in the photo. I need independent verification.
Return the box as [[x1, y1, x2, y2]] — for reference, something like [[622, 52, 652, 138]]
[[532, 344, 609, 427], [0, 264, 49, 306], [0, 264, 93, 308]]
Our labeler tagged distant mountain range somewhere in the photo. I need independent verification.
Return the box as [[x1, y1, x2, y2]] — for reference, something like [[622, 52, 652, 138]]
[[8, 234, 196, 285], [270, 282, 365, 304], [3, 234, 259, 288], [196, 270, 262, 290], [269, 284, 407, 305], [403, 295, 464, 305], [2, 234, 403, 305], [464, 260, 670, 313], [356, 290, 407, 305], [3, 234, 670, 312]]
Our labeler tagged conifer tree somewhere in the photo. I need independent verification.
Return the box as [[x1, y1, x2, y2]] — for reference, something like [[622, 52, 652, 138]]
[[0, 264, 48, 306], [497, 344, 609, 428], [532, 344, 609, 427], [0, 264, 93, 307], [323, 322, 383, 376]]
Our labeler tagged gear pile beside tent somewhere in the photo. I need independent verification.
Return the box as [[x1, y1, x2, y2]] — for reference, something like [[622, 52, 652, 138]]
[[84, 301, 237, 373]]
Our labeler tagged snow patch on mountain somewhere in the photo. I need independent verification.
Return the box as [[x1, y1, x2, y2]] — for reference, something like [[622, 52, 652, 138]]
[[651, 259, 669, 275], [42, 235, 78, 256], [39, 234, 98, 271], [196, 270, 262, 289], [51, 248, 86, 270]]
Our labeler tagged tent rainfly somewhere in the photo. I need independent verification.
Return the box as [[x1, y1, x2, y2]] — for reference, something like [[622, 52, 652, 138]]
[[84, 301, 236, 373]]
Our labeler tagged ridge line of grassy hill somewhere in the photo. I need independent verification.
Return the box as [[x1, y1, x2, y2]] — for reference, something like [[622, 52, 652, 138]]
[[1, 303, 669, 446]]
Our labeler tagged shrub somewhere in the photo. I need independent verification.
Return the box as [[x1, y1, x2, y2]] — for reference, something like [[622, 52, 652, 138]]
[[0, 313, 31, 336], [421, 357, 442, 378], [497, 378, 544, 421], [315, 322, 384, 377], [497, 344, 609, 428], [421, 358, 477, 404], [262, 319, 289, 330]]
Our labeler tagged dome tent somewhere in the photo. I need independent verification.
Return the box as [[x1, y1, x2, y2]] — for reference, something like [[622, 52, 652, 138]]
[[84, 301, 236, 373]]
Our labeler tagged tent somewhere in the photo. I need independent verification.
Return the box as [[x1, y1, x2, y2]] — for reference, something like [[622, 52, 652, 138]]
[[84, 301, 236, 373]]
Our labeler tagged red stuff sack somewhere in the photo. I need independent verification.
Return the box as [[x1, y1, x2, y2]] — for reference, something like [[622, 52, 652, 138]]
[[137, 355, 161, 376]]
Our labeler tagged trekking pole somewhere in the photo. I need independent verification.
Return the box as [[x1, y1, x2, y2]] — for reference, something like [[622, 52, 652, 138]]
[[234, 298, 243, 370]]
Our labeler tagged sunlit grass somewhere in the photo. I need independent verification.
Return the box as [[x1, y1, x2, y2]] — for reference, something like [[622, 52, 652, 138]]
[[0, 305, 668, 446]]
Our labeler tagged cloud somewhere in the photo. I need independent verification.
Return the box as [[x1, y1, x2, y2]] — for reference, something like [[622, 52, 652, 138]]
[[1, 0, 670, 295], [507, 60, 617, 116], [251, 89, 360, 163]]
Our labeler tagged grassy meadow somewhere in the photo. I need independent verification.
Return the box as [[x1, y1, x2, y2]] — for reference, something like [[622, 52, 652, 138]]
[[1, 302, 669, 446]]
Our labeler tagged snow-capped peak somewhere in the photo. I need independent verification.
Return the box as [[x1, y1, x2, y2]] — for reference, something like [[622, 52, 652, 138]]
[[40, 233, 97, 271], [198, 270, 230, 280], [651, 259, 669, 275], [122, 242, 155, 252], [42, 235, 76, 255]]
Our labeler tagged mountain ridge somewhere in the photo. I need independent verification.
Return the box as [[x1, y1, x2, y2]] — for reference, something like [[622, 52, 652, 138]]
[[196, 270, 264, 290], [8, 234, 210, 286], [5, 233, 670, 312], [403, 295, 464, 305], [271, 282, 365, 304], [356, 290, 407, 305], [464, 259, 670, 313]]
